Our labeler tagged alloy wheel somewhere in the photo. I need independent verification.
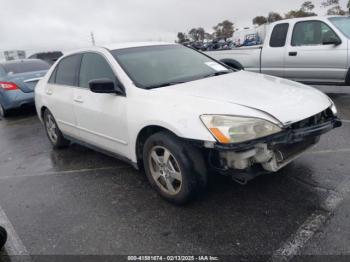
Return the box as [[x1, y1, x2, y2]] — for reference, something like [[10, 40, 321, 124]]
[[148, 146, 183, 195], [45, 114, 58, 143]]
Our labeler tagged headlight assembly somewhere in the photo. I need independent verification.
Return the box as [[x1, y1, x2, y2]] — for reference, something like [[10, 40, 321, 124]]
[[200, 115, 282, 144], [330, 102, 338, 116]]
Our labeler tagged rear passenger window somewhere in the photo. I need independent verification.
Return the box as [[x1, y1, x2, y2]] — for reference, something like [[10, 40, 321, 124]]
[[79, 53, 116, 89], [270, 23, 289, 47], [55, 54, 81, 86]]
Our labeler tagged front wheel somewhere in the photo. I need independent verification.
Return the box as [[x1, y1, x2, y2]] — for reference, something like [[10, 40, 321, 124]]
[[43, 109, 70, 149], [143, 132, 207, 205]]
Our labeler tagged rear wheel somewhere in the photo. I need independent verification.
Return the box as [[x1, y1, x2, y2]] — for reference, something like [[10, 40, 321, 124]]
[[143, 132, 207, 205], [0, 103, 8, 118], [0, 226, 7, 250], [43, 109, 70, 149]]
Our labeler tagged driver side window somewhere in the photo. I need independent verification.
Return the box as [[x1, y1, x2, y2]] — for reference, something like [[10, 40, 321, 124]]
[[291, 21, 339, 46], [79, 53, 116, 89]]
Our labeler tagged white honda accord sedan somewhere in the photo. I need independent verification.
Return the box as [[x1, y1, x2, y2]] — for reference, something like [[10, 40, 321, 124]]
[[35, 42, 341, 204]]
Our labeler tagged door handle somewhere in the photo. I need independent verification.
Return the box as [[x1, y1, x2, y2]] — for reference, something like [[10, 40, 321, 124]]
[[46, 89, 53, 95], [289, 51, 298, 56], [74, 96, 84, 103]]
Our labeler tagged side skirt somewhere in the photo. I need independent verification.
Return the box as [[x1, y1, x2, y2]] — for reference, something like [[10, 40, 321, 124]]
[[63, 135, 140, 170]]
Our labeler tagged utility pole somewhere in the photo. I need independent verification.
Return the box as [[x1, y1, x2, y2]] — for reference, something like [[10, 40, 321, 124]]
[[90, 31, 96, 46]]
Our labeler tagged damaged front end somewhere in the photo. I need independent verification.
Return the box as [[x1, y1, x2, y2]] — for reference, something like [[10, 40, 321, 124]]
[[202, 108, 342, 184]]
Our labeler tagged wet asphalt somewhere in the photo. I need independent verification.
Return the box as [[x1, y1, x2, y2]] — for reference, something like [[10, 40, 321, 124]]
[[0, 86, 349, 260]]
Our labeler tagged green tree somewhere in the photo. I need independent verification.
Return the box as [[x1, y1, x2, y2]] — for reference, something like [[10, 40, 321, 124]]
[[301, 1, 315, 12], [213, 20, 234, 40], [188, 28, 206, 41], [177, 32, 187, 43], [253, 16, 268, 25], [322, 0, 346, 15], [188, 28, 199, 41], [267, 12, 283, 23], [285, 1, 317, 18]]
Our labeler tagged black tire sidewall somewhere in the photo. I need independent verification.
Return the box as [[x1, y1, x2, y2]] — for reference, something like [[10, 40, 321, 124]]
[[0, 226, 7, 250], [143, 132, 207, 205], [0, 103, 7, 118]]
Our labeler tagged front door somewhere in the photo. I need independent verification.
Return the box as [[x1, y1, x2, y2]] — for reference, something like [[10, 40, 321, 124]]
[[284, 20, 348, 84], [73, 52, 129, 156]]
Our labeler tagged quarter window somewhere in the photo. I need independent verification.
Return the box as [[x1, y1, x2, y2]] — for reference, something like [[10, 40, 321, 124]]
[[292, 21, 340, 46], [55, 54, 81, 86], [270, 23, 289, 47], [48, 68, 57, 84], [79, 53, 116, 89]]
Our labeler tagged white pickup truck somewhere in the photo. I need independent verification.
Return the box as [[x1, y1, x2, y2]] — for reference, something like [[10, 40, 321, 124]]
[[208, 16, 350, 86]]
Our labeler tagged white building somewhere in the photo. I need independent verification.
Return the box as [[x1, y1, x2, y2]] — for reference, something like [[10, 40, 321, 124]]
[[4, 50, 26, 61]]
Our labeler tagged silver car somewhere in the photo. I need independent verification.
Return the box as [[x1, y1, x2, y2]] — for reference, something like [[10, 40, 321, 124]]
[[208, 16, 350, 86]]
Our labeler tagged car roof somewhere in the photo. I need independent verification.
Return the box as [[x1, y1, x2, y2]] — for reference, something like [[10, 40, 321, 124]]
[[62, 42, 177, 57], [0, 59, 45, 66], [270, 15, 346, 26], [105, 41, 176, 50]]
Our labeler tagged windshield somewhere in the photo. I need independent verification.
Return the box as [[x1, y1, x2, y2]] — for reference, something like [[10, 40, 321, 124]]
[[111, 45, 232, 89], [329, 17, 350, 38], [2, 60, 50, 74]]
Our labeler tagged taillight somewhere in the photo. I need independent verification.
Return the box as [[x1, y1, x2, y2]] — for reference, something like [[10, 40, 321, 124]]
[[0, 82, 19, 91]]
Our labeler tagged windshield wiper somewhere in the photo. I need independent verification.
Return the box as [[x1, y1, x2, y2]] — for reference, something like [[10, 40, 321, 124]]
[[202, 70, 232, 79], [146, 81, 186, 89]]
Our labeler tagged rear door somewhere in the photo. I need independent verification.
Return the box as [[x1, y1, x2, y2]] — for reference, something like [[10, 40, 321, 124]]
[[73, 52, 128, 155], [261, 22, 289, 78], [44, 54, 81, 137], [284, 20, 348, 84]]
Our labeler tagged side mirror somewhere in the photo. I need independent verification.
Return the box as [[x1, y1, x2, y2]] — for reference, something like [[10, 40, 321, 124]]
[[89, 79, 124, 95], [323, 36, 341, 46]]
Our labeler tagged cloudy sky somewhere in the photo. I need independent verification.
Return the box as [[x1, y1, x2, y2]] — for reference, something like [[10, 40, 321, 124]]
[[0, 0, 348, 59]]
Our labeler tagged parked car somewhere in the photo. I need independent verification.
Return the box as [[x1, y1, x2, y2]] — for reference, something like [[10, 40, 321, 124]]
[[28, 51, 63, 65], [35, 42, 341, 204], [207, 16, 350, 85], [0, 226, 6, 250], [0, 59, 50, 118]]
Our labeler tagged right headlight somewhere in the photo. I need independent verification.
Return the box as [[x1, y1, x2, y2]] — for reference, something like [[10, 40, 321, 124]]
[[329, 100, 338, 116], [200, 115, 282, 144]]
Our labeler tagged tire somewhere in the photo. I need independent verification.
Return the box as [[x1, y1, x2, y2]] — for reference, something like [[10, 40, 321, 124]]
[[143, 131, 207, 205], [43, 109, 70, 149], [0, 103, 8, 118], [0, 226, 7, 250]]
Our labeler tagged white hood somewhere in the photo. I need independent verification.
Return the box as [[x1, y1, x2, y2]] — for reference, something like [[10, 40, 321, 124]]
[[162, 71, 331, 125]]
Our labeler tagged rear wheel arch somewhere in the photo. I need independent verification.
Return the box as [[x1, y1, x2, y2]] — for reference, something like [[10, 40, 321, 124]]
[[220, 58, 244, 70]]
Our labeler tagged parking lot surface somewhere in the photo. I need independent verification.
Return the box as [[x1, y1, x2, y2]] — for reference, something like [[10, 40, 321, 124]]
[[0, 86, 349, 261]]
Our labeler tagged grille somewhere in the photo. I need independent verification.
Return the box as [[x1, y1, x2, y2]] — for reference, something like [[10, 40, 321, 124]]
[[291, 108, 334, 130]]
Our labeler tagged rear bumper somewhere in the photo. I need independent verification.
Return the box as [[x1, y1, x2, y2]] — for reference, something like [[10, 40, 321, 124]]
[[0, 91, 34, 110]]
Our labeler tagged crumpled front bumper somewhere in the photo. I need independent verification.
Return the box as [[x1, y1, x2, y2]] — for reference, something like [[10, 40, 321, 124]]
[[202, 117, 342, 184], [213, 117, 342, 152]]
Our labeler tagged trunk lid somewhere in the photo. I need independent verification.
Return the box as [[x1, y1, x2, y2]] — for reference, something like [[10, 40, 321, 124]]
[[6, 70, 47, 93]]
